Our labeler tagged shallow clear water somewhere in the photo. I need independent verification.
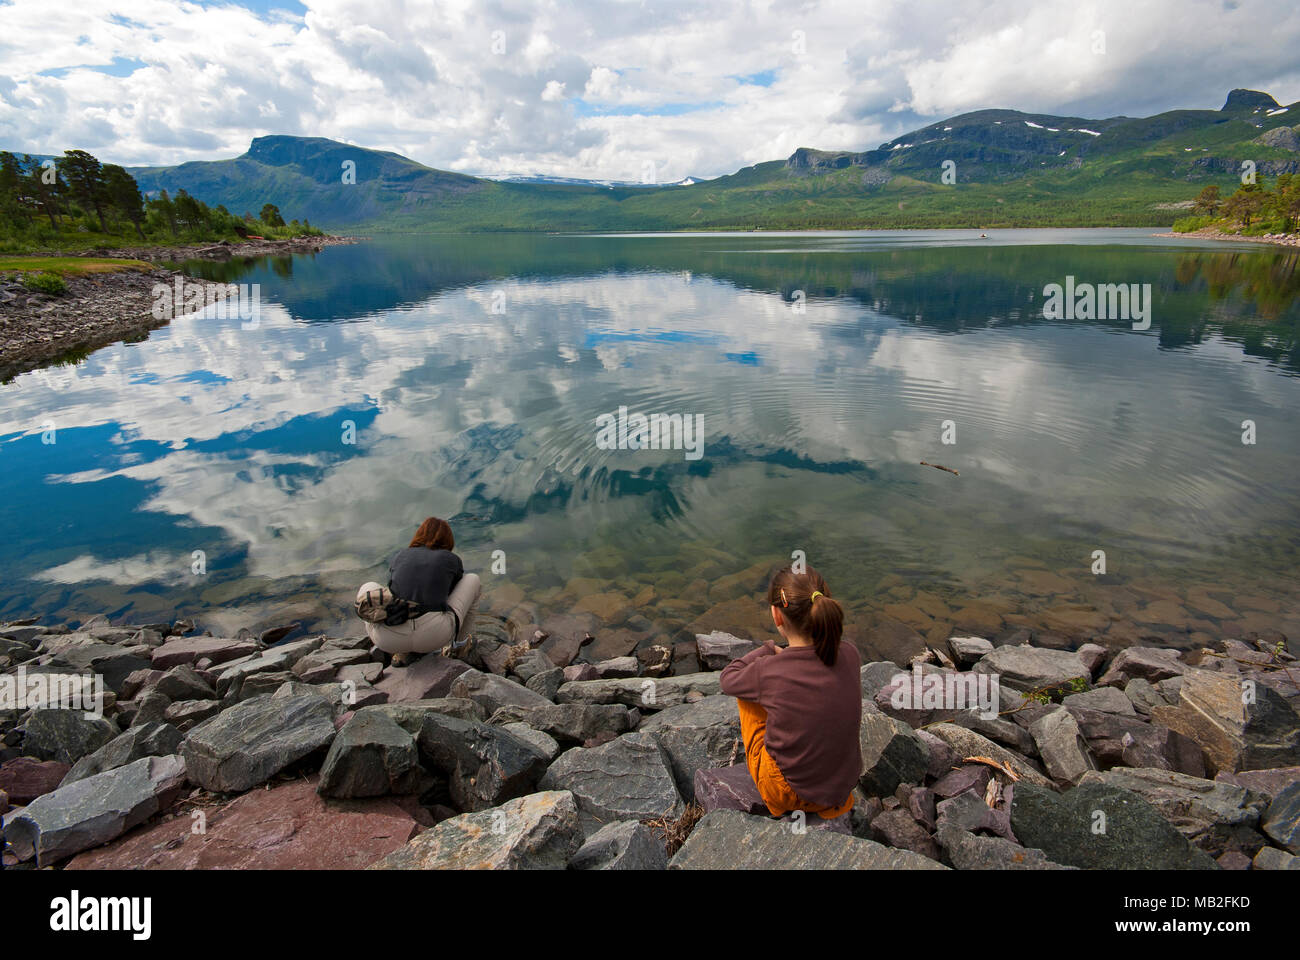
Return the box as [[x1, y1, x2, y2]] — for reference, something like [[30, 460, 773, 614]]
[[2, 230, 1298, 659]]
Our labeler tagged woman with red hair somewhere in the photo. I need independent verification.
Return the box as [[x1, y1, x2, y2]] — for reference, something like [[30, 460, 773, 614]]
[[356, 517, 481, 666]]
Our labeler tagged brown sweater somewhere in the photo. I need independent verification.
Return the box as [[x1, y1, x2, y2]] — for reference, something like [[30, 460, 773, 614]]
[[719, 640, 862, 807]]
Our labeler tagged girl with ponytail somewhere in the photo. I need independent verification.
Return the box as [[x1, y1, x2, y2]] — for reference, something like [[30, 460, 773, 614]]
[[719, 565, 862, 820]]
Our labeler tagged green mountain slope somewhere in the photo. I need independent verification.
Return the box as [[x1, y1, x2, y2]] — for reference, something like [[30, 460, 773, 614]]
[[122, 89, 1300, 232]]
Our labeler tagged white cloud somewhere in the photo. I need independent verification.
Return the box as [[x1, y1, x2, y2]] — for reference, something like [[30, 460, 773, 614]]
[[0, 0, 1297, 180]]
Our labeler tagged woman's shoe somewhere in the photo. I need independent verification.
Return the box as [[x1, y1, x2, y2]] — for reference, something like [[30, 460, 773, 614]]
[[391, 652, 412, 668]]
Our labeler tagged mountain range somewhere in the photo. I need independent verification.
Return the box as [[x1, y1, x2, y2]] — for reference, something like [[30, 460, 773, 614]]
[[109, 88, 1300, 231]]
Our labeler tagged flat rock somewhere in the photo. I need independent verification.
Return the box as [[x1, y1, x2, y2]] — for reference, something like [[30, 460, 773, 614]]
[[180, 693, 337, 792], [1080, 767, 1269, 857], [373, 654, 470, 703], [1097, 647, 1187, 687], [669, 809, 949, 870], [502, 723, 560, 761], [694, 764, 769, 815], [1010, 781, 1219, 870], [5, 755, 187, 866], [65, 776, 419, 869], [1214, 766, 1300, 801], [487, 702, 630, 743], [940, 828, 1075, 870], [1062, 686, 1136, 715], [570, 819, 668, 870], [947, 636, 993, 666], [0, 757, 71, 803], [695, 631, 756, 670], [450, 669, 553, 714], [557, 673, 721, 711], [372, 790, 582, 869], [972, 645, 1092, 692]]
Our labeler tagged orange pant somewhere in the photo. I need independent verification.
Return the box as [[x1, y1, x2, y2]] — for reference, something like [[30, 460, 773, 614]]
[[737, 699, 854, 820]]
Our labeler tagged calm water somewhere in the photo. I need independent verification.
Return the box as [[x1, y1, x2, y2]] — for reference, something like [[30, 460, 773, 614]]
[[2, 230, 1299, 660]]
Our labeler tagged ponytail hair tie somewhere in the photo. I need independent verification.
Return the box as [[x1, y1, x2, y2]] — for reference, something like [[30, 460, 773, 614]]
[[811, 591, 824, 602]]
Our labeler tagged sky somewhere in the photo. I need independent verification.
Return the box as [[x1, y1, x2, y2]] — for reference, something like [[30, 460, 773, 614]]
[[1, 0, 1299, 182]]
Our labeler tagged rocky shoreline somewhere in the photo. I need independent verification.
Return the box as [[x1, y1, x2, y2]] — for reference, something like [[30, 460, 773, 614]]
[[2, 609, 1297, 870], [86, 234, 360, 264], [1153, 227, 1300, 248], [0, 236, 357, 382]]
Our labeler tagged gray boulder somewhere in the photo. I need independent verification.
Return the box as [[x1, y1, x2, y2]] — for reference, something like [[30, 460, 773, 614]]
[[570, 819, 668, 870], [972, 645, 1092, 692], [371, 790, 583, 869], [637, 695, 742, 801], [539, 731, 683, 827], [487, 702, 632, 743], [1029, 706, 1096, 787], [4, 755, 186, 866], [940, 828, 1075, 870], [1262, 781, 1300, 853], [317, 707, 421, 798], [414, 713, 549, 812], [502, 723, 560, 762], [669, 809, 949, 870], [859, 702, 930, 796], [556, 673, 721, 711], [925, 722, 1054, 788], [180, 693, 336, 792], [695, 631, 755, 670], [61, 722, 183, 787], [373, 653, 470, 703], [1010, 782, 1219, 869], [22, 709, 118, 765], [1078, 768, 1269, 857], [450, 669, 553, 714]]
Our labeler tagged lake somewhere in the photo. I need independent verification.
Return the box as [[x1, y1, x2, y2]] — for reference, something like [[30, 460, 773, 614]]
[[2, 229, 1298, 662]]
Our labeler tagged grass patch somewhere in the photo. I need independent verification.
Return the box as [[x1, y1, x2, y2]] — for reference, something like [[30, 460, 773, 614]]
[[0, 256, 154, 276]]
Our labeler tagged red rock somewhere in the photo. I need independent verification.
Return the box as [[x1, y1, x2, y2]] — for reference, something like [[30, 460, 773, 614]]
[[151, 636, 260, 669], [374, 654, 469, 703], [65, 777, 421, 870], [0, 757, 71, 804]]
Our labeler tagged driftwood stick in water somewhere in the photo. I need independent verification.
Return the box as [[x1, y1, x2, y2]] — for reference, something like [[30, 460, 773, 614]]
[[920, 461, 959, 476]]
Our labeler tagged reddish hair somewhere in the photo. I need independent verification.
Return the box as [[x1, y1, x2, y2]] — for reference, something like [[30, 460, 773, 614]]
[[766, 566, 844, 667], [409, 517, 455, 551]]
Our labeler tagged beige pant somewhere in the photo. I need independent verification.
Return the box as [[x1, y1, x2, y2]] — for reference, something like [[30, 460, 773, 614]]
[[357, 573, 481, 655]]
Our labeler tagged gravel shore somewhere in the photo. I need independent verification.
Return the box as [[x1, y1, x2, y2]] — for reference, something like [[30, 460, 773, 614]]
[[0, 235, 358, 382]]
